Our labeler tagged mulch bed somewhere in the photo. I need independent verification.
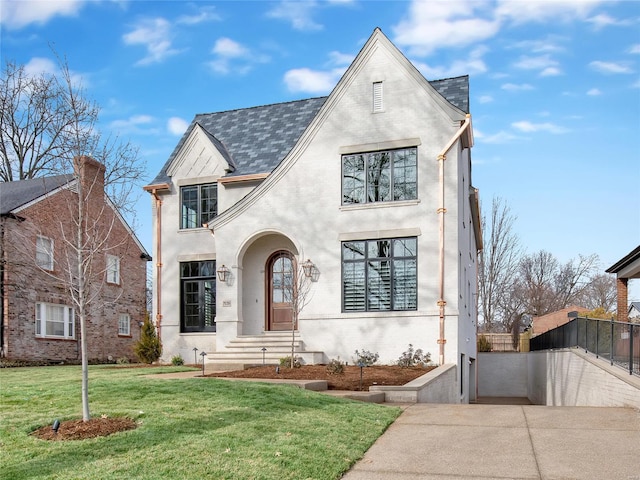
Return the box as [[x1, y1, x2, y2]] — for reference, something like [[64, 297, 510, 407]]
[[31, 417, 137, 441]]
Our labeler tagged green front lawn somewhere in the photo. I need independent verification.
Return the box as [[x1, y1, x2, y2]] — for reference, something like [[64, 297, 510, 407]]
[[0, 365, 400, 479]]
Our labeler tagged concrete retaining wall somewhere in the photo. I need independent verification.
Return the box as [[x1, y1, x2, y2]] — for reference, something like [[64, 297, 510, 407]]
[[478, 350, 640, 408], [371, 364, 457, 403]]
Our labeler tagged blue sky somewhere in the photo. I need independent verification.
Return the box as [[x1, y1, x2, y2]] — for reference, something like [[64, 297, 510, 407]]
[[2, 0, 639, 300]]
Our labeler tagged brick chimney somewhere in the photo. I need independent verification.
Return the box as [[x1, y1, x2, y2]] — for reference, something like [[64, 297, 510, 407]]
[[73, 155, 106, 196]]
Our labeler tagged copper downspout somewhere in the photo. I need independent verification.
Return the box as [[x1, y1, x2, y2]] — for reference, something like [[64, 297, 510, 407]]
[[437, 114, 472, 366], [151, 189, 163, 341]]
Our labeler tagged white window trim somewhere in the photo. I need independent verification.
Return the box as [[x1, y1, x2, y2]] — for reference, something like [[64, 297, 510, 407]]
[[36, 235, 54, 271], [118, 313, 131, 336], [106, 254, 120, 284], [35, 302, 75, 339]]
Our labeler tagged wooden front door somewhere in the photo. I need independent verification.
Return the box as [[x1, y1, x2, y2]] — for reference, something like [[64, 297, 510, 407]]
[[267, 251, 294, 331]]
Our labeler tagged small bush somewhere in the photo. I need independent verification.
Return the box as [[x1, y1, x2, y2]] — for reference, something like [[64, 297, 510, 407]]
[[171, 355, 184, 366], [116, 357, 130, 365], [134, 316, 162, 364], [326, 357, 345, 375], [279, 356, 302, 368], [396, 344, 430, 367], [353, 349, 379, 366], [477, 334, 493, 352]]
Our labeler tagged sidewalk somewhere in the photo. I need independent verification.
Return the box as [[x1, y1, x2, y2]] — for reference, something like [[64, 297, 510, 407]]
[[341, 404, 640, 480]]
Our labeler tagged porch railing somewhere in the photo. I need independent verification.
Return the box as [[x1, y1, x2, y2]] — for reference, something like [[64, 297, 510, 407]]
[[530, 317, 640, 377]]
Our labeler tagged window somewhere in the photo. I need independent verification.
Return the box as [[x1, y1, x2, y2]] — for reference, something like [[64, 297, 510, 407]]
[[118, 314, 130, 336], [180, 261, 216, 332], [106, 255, 120, 284], [36, 236, 54, 270], [35, 302, 74, 339], [342, 147, 417, 204], [342, 237, 417, 312], [181, 183, 217, 229]]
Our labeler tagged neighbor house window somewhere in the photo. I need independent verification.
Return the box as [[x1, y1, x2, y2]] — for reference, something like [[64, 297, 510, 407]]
[[181, 183, 217, 229], [118, 314, 130, 336], [106, 255, 120, 284], [342, 147, 417, 204], [35, 302, 75, 339], [342, 237, 417, 311], [36, 236, 54, 270], [180, 260, 216, 332]]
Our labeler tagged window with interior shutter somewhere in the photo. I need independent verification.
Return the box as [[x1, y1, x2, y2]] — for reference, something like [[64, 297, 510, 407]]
[[373, 81, 383, 112]]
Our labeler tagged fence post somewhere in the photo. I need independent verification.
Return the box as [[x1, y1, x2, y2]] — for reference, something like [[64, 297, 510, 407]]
[[595, 319, 599, 358], [585, 318, 588, 353], [610, 318, 614, 366], [630, 323, 634, 376]]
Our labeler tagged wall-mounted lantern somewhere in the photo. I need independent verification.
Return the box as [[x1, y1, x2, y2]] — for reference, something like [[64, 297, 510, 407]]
[[216, 264, 230, 283], [301, 259, 314, 278]]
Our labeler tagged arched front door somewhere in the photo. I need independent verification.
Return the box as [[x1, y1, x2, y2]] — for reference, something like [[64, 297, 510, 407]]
[[266, 251, 294, 331]]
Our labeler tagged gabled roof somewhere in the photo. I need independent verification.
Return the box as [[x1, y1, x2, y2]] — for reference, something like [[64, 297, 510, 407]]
[[0, 174, 73, 214], [630, 302, 640, 313], [149, 75, 470, 186]]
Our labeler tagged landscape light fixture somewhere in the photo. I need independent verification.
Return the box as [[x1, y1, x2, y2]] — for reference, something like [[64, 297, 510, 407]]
[[301, 259, 314, 277], [193, 347, 199, 365], [216, 264, 230, 283], [52, 419, 60, 434], [200, 351, 207, 376]]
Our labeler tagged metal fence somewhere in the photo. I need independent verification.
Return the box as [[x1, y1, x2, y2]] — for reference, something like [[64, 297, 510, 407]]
[[530, 317, 640, 376]]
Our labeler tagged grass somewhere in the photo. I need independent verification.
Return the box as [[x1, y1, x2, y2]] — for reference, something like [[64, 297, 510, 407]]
[[0, 365, 401, 479]]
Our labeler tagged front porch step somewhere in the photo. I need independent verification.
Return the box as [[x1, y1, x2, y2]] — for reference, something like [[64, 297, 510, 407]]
[[206, 332, 324, 370]]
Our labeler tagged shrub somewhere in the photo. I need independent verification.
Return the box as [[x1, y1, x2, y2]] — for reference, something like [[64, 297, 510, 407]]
[[171, 355, 184, 366], [279, 356, 302, 368], [353, 349, 379, 366], [134, 316, 162, 364], [396, 344, 430, 367], [326, 357, 345, 375], [116, 357, 130, 365], [477, 335, 493, 352]]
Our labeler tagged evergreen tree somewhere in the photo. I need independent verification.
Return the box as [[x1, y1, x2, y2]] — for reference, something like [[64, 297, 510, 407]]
[[135, 316, 162, 364]]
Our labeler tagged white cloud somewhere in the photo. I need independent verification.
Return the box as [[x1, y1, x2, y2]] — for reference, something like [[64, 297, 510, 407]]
[[589, 60, 633, 74], [123, 18, 181, 66], [176, 6, 221, 25], [587, 88, 602, 96], [512, 121, 569, 134], [478, 95, 494, 104], [510, 37, 567, 54], [496, 0, 604, 24], [266, 0, 323, 31], [283, 67, 343, 94], [414, 46, 488, 78], [110, 115, 154, 130], [327, 51, 354, 67], [23, 57, 86, 87], [628, 44, 640, 54], [514, 54, 562, 77], [478, 130, 519, 144], [540, 67, 562, 77], [392, 1, 499, 55], [0, 0, 85, 30], [167, 117, 189, 136], [501, 83, 534, 92], [208, 37, 269, 75], [586, 13, 632, 30]]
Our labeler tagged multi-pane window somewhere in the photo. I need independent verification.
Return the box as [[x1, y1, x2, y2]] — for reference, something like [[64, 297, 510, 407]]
[[342, 147, 417, 204], [106, 255, 120, 284], [35, 302, 75, 339], [180, 261, 216, 332], [118, 314, 130, 336], [342, 237, 417, 312], [36, 236, 54, 270], [180, 183, 217, 229]]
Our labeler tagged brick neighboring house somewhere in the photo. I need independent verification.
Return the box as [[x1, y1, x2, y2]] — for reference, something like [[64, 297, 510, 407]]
[[0, 156, 151, 362], [531, 306, 590, 336]]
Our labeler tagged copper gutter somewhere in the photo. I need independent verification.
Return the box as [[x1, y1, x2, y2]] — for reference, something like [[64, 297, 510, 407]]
[[143, 183, 169, 341], [436, 114, 472, 366]]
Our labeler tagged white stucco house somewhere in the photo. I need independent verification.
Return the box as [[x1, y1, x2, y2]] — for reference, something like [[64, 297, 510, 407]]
[[145, 28, 482, 402]]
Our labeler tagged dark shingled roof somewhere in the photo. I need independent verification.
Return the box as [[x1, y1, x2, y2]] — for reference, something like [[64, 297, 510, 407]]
[[150, 76, 469, 185], [0, 174, 73, 214]]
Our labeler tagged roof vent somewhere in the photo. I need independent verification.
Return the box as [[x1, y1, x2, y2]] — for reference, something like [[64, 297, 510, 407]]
[[373, 81, 383, 112]]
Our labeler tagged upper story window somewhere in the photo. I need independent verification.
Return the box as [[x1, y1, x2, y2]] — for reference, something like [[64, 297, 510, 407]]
[[342, 237, 417, 312], [36, 236, 54, 270], [342, 147, 417, 205], [181, 183, 217, 229], [106, 255, 120, 284], [35, 302, 74, 339]]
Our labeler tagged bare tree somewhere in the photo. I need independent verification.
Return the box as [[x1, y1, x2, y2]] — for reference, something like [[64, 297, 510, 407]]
[[478, 197, 521, 331], [285, 256, 315, 368], [1, 57, 146, 421], [578, 273, 617, 311]]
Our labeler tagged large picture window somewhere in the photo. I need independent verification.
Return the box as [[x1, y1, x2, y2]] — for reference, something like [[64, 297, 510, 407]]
[[35, 302, 75, 339], [180, 261, 216, 332], [342, 147, 417, 204], [342, 237, 417, 312], [180, 183, 217, 229]]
